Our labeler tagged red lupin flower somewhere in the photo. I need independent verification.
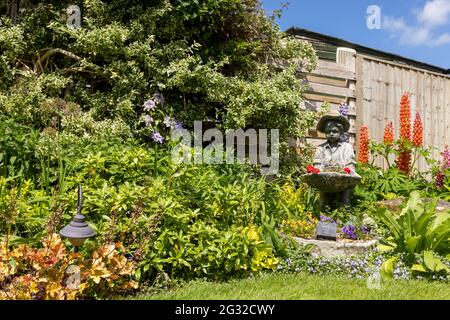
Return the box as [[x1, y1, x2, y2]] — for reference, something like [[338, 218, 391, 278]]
[[383, 121, 394, 146], [412, 112, 423, 147]]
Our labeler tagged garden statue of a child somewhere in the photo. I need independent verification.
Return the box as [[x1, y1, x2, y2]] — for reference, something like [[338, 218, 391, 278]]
[[313, 111, 357, 209]]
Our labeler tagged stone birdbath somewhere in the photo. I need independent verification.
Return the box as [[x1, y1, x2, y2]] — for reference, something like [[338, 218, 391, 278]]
[[290, 169, 375, 257], [303, 171, 361, 193], [302, 167, 363, 246]]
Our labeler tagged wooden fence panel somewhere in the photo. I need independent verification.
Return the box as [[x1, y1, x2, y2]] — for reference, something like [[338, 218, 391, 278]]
[[357, 55, 450, 172], [293, 48, 449, 175]]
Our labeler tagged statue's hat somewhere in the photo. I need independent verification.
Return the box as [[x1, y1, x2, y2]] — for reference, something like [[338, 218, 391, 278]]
[[316, 110, 350, 133]]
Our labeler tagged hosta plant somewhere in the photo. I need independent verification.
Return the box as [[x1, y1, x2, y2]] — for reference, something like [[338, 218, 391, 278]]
[[375, 191, 450, 277]]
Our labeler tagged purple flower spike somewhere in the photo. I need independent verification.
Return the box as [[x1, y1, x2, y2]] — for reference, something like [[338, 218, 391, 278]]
[[151, 131, 164, 144], [435, 171, 445, 188], [143, 99, 156, 112], [442, 145, 450, 169], [436, 145, 450, 188]]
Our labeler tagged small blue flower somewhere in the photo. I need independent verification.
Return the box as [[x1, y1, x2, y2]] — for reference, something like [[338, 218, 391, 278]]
[[339, 103, 349, 117], [143, 115, 154, 126], [320, 215, 336, 223], [173, 120, 183, 129], [152, 131, 164, 144], [125, 253, 133, 261], [164, 116, 172, 128], [164, 117, 184, 129], [153, 92, 164, 105], [143, 99, 156, 112]]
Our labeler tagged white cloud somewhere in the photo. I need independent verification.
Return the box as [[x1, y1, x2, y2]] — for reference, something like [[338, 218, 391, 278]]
[[382, 0, 450, 47], [418, 0, 450, 27], [432, 32, 450, 45]]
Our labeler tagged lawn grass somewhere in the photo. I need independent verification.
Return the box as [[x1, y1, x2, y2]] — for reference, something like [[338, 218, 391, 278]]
[[134, 272, 450, 300]]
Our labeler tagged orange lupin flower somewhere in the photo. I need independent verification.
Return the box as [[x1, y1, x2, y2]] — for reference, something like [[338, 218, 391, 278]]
[[412, 112, 423, 147], [383, 121, 394, 146], [358, 125, 369, 164], [397, 93, 412, 174], [399, 93, 411, 140]]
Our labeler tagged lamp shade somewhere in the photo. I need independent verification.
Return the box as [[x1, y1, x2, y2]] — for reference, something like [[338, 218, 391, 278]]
[[59, 213, 96, 246], [60, 185, 95, 248]]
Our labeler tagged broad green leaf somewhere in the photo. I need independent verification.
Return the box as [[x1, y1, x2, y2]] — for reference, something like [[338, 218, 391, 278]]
[[423, 251, 436, 271], [381, 257, 396, 278], [400, 212, 413, 240], [424, 220, 450, 250], [413, 208, 433, 238], [375, 208, 401, 240], [378, 244, 396, 252], [402, 191, 422, 217], [411, 264, 426, 272], [404, 236, 421, 254], [429, 211, 450, 232], [435, 260, 450, 273]]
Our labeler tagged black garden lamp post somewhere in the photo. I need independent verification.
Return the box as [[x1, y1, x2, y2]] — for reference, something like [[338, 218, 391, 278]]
[[60, 185, 96, 252]]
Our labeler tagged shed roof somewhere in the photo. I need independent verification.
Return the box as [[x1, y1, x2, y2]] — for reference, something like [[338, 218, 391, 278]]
[[286, 27, 449, 75]]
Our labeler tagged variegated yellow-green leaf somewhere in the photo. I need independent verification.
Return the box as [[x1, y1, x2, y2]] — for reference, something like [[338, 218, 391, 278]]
[[411, 264, 426, 272], [435, 260, 450, 273], [378, 244, 395, 252], [380, 257, 396, 278], [423, 250, 436, 271]]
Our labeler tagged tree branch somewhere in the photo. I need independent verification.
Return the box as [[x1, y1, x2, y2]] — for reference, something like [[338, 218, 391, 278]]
[[38, 48, 82, 66]]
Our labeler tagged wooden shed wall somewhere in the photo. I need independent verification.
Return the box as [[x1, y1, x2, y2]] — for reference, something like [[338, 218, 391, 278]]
[[290, 47, 357, 156]]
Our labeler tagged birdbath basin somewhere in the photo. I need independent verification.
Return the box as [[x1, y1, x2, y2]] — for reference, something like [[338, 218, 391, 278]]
[[303, 172, 361, 193]]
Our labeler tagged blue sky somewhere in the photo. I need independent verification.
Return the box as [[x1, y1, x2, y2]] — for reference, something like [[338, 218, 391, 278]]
[[261, 0, 450, 69]]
